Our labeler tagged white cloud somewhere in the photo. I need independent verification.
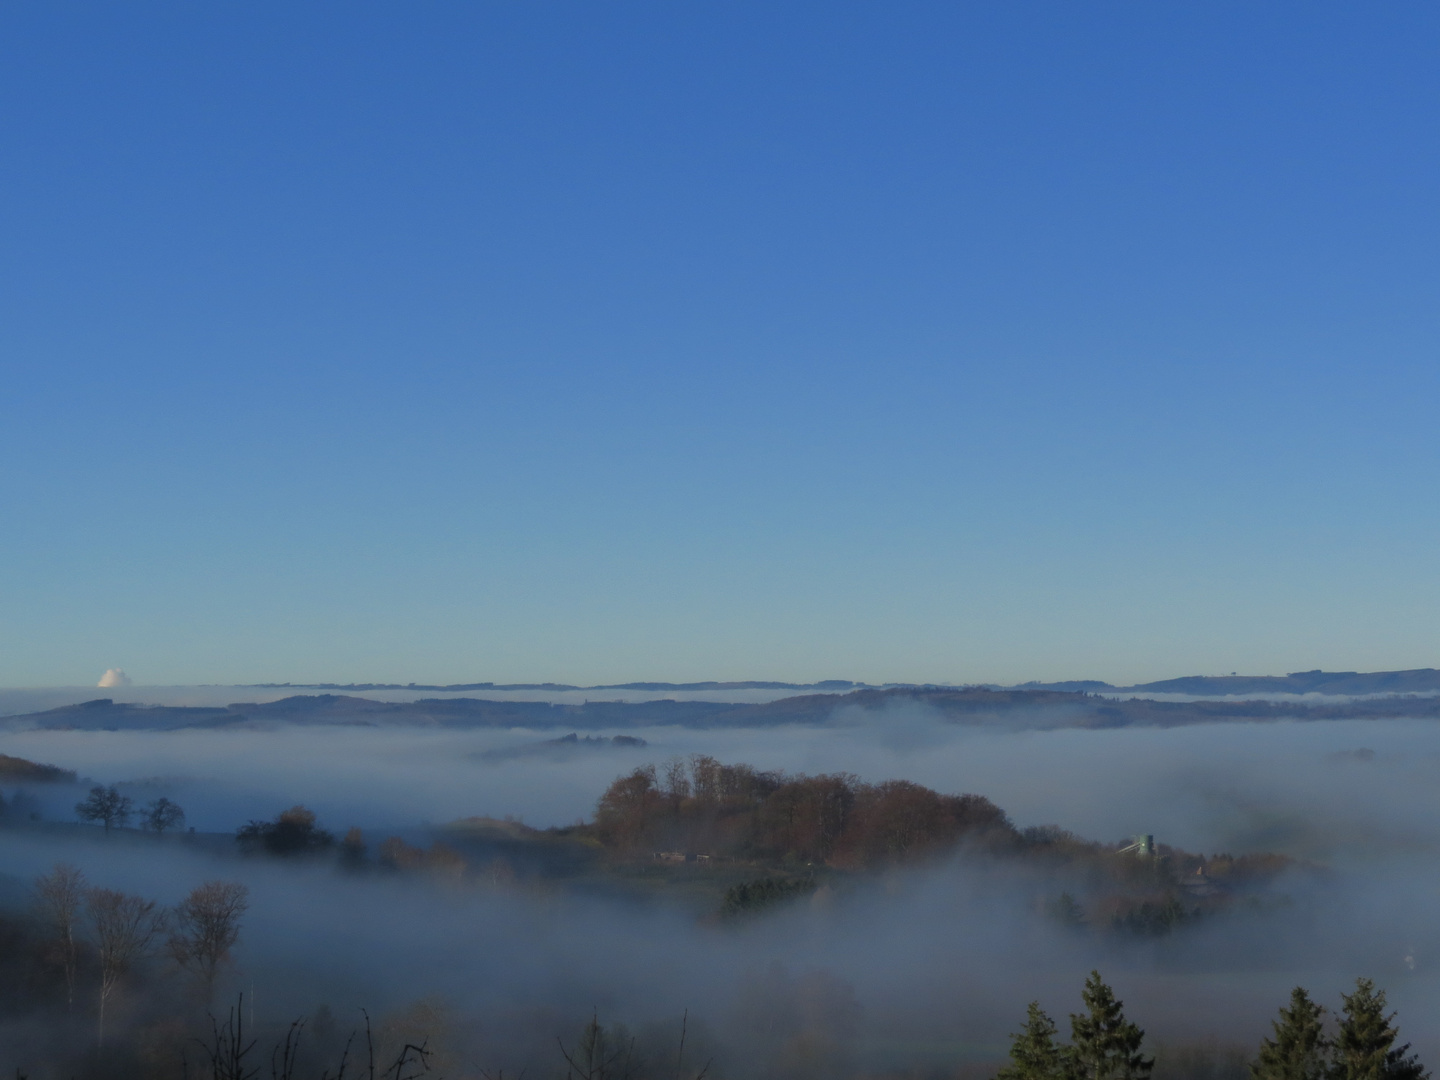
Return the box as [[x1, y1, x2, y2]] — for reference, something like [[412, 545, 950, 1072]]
[[97, 668, 132, 688]]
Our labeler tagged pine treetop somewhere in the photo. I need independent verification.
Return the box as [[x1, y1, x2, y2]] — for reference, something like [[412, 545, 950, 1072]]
[[1070, 971, 1153, 1080], [1252, 986, 1328, 1080], [996, 1002, 1067, 1080], [1333, 979, 1428, 1080]]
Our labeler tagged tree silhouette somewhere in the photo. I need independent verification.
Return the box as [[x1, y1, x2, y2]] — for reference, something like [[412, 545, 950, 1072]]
[[33, 863, 86, 1010], [1070, 971, 1153, 1080], [87, 887, 164, 1044], [1252, 987, 1328, 1080], [143, 796, 186, 833], [237, 805, 335, 856], [997, 1001, 1068, 1080], [187, 998, 434, 1080], [170, 880, 250, 1003], [558, 1013, 638, 1080], [1331, 978, 1427, 1080], [75, 785, 132, 834]]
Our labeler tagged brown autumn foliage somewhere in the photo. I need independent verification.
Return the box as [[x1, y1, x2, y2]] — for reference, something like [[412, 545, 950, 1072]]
[[593, 755, 1013, 867], [378, 837, 468, 881], [589, 757, 1299, 937]]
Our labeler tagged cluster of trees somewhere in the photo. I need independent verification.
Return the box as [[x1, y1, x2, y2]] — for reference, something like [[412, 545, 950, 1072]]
[[719, 875, 817, 916], [67, 774, 1292, 946], [0, 752, 76, 783], [1014, 826, 1298, 939], [374, 835, 467, 879], [588, 758, 1293, 938], [599, 763, 1305, 934], [997, 974, 1426, 1080], [31, 863, 249, 1043], [237, 804, 336, 855], [235, 807, 482, 889], [74, 785, 186, 834], [233, 807, 461, 879], [998, 972, 1152, 1080], [592, 755, 1013, 866], [1251, 983, 1425, 1080], [1017, 825, 1291, 889]]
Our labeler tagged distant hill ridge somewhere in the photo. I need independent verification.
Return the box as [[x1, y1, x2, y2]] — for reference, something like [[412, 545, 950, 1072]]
[[243, 668, 1440, 697], [1021, 667, 1440, 697], [9, 678, 1440, 733], [246, 680, 864, 692]]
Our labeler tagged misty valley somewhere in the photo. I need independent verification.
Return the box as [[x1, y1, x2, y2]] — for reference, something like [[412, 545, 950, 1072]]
[[10, 3, 1437, 1077], [0, 686, 1437, 1080]]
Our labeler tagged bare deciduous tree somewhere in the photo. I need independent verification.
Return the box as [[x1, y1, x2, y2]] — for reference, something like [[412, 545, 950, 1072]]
[[316, 1009, 432, 1080], [170, 880, 250, 1003], [143, 796, 186, 833], [87, 887, 165, 1044], [194, 994, 260, 1080], [183, 998, 437, 1080], [662, 759, 691, 801], [558, 1013, 638, 1080], [75, 785, 133, 834], [672, 1010, 711, 1080], [34, 863, 86, 1010]]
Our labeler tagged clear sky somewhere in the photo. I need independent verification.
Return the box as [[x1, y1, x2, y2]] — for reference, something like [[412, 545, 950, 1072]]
[[2, 4, 1438, 688]]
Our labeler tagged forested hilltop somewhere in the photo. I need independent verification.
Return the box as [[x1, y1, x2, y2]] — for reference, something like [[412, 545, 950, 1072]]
[[10, 683, 1440, 732], [567, 755, 1294, 926]]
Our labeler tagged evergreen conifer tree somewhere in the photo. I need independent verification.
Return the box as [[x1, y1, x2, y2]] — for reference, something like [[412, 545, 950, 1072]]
[[1252, 987, 1328, 1080], [997, 1002, 1068, 1080], [1331, 979, 1427, 1080], [1070, 971, 1153, 1080]]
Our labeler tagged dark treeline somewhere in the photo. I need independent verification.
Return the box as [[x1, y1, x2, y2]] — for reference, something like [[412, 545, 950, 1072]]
[[0, 754, 76, 783], [1252, 983, 1425, 1080], [996, 974, 1426, 1080], [8, 925, 1428, 1080]]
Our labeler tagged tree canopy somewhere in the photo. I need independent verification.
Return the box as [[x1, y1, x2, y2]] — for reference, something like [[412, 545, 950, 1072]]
[[997, 1002, 1068, 1080], [75, 786, 133, 834], [236, 805, 335, 856], [1252, 987, 1328, 1080], [142, 796, 185, 834], [594, 754, 1013, 867]]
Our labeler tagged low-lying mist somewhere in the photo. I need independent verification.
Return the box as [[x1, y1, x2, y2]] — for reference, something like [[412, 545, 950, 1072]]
[[3, 706, 1439, 1075], [1, 819, 1437, 1073], [5, 712, 1440, 863]]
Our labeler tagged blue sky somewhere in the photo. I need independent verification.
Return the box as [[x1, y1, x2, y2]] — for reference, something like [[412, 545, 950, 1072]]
[[2, 4, 1438, 687]]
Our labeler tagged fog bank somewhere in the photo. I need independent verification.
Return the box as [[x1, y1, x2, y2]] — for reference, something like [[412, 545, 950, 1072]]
[[4, 717, 1440, 866]]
